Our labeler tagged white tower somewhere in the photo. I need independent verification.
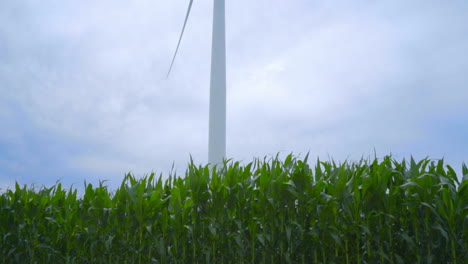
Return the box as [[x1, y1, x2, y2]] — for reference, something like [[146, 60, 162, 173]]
[[168, 0, 227, 165], [208, 0, 226, 165]]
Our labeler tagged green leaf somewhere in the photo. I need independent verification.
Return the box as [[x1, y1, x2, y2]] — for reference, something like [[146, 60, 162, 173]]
[[433, 224, 448, 242], [257, 233, 265, 246]]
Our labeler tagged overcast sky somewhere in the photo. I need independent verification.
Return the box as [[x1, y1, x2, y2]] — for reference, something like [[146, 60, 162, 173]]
[[1, 0, 467, 191]]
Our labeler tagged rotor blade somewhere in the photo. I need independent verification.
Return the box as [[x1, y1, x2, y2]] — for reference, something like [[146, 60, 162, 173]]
[[167, 0, 194, 78]]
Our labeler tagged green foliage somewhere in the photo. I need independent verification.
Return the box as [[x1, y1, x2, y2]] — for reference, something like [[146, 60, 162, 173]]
[[0, 155, 466, 263]]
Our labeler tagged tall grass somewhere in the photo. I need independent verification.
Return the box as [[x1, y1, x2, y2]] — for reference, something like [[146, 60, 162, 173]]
[[1, 155, 466, 263]]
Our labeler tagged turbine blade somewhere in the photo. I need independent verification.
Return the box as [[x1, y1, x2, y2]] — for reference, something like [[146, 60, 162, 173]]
[[167, 0, 194, 79]]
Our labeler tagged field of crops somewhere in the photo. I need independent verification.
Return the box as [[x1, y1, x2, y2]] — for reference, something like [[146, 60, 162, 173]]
[[1, 155, 466, 263]]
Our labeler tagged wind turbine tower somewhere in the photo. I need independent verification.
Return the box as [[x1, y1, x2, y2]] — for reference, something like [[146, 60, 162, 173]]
[[208, 0, 226, 165], [168, 0, 227, 165]]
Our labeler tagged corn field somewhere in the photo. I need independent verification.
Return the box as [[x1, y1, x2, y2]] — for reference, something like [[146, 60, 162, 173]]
[[1, 155, 467, 263]]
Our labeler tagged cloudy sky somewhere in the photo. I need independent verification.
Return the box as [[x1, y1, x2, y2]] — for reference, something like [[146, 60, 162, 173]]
[[1, 0, 467, 191]]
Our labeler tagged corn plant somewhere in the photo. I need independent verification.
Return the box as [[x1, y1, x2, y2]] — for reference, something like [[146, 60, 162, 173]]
[[1, 155, 466, 263]]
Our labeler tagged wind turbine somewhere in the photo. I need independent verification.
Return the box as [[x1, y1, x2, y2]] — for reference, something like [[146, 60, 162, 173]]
[[167, 0, 226, 165]]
